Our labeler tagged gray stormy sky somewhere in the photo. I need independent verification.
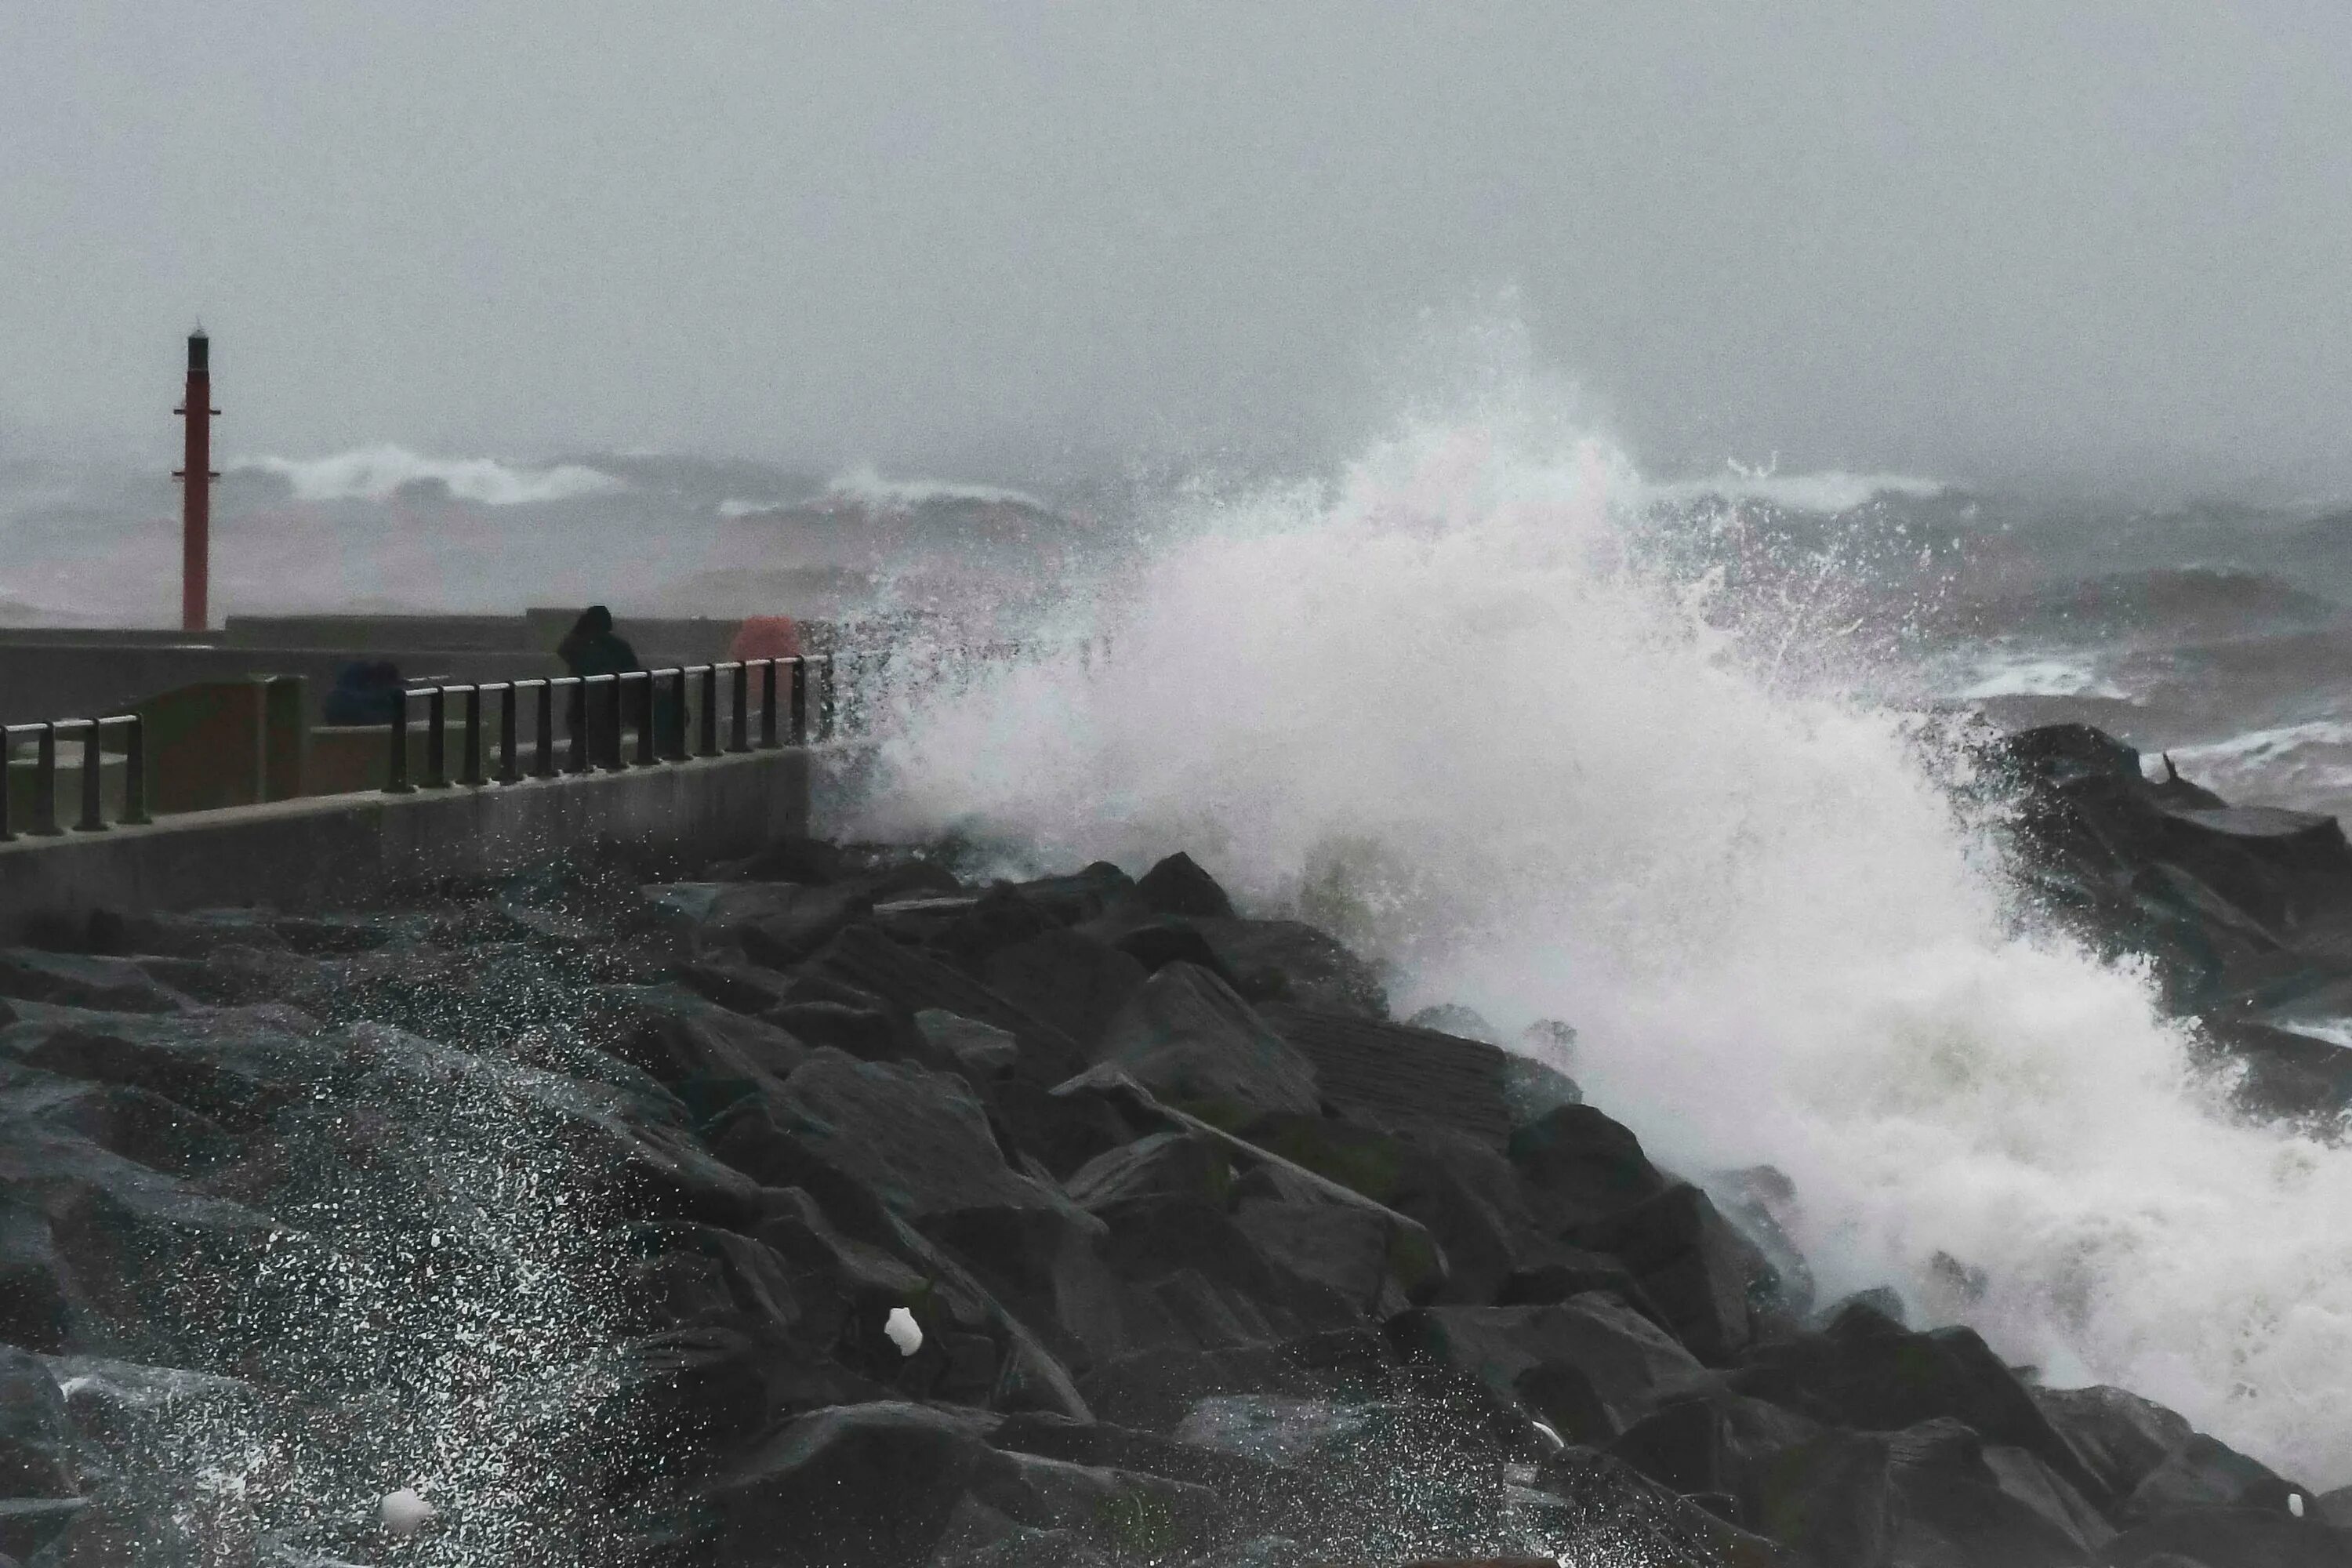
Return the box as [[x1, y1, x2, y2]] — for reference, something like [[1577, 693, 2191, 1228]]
[[5, 2, 2350, 497]]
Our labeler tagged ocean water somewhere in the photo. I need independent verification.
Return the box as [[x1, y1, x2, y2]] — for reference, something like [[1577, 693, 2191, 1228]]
[[854, 412, 2352, 1487], [9, 412, 2352, 1486]]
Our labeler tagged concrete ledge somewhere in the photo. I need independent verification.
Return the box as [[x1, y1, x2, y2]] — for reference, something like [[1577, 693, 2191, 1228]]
[[0, 747, 819, 940]]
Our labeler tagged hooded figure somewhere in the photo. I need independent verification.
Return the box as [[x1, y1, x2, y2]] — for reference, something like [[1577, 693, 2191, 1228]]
[[555, 605, 642, 757]]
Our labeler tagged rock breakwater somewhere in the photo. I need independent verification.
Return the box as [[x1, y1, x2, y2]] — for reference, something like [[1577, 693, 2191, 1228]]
[[0, 724, 2344, 1565]]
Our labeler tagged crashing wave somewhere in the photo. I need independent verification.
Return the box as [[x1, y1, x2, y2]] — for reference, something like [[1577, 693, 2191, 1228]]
[[234, 445, 624, 506]]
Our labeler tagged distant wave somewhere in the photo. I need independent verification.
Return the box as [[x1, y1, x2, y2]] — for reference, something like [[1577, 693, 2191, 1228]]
[[234, 445, 624, 506], [824, 463, 1049, 513], [1949, 648, 2133, 702], [1644, 466, 1950, 514]]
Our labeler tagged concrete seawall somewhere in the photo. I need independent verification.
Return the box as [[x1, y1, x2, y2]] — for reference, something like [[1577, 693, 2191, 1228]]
[[0, 746, 819, 942]]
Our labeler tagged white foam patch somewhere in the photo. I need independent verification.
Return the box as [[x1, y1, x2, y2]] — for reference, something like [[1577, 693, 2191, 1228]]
[[237, 445, 622, 506], [1643, 464, 1949, 515], [1948, 650, 2133, 702], [861, 413, 2352, 1486], [826, 463, 1047, 513]]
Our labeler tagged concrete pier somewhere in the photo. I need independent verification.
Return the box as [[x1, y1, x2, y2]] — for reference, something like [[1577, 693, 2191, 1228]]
[[0, 744, 816, 942]]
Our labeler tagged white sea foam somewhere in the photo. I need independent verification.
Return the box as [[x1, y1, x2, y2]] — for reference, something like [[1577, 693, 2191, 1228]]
[[1948, 649, 2133, 702], [237, 445, 622, 506], [861, 412, 2352, 1484], [1643, 463, 1949, 515], [826, 463, 1047, 513]]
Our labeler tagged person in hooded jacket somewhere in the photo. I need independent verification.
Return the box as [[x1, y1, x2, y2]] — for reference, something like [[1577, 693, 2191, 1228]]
[[555, 605, 641, 760]]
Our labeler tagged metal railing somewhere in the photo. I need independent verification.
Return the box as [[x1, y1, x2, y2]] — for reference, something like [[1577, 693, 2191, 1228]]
[[384, 655, 836, 794], [0, 713, 151, 841]]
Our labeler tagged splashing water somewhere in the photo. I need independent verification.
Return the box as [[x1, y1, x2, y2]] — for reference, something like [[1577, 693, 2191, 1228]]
[[861, 414, 2352, 1485]]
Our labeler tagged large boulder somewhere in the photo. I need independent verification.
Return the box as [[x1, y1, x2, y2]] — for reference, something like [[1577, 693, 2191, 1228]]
[[807, 927, 1089, 1083], [2032, 1383, 2194, 1502], [0, 953, 187, 1015], [983, 931, 1148, 1054], [1387, 1297, 1715, 1443], [2100, 1508, 2352, 1566], [1131, 853, 1237, 920], [1730, 1302, 2108, 1508], [1563, 1181, 1775, 1363], [1092, 965, 1321, 1124], [1259, 1008, 1514, 1149], [1192, 919, 1387, 1017], [711, 1049, 1064, 1226], [698, 1401, 994, 1567], [1507, 1104, 1671, 1232]]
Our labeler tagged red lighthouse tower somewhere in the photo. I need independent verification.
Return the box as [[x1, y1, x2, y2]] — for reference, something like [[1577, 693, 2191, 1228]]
[[173, 329, 218, 632]]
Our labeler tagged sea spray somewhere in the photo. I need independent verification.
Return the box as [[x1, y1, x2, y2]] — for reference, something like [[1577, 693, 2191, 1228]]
[[859, 411, 2352, 1484]]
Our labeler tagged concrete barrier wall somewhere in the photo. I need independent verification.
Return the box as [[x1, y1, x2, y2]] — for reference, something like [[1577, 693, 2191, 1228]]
[[0, 746, 816, 942]]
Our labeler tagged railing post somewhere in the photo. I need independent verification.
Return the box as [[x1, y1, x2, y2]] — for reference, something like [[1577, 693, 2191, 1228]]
[[789, 657, 809, 745], [535, 680, 557, 779], [498, 684, 521, 784], [31, 724, 59, 834], [422, 687, 450, 788], [818, 655, 838, 742], [697, 665, 718, 757], [667, 668, 689, 760], [564, 678, 588, 773], [728, 662, 750, 753], [121, 716, 150, 824], [0, 728, 16, 841], [633, 672, 656, 767], [459, 686, 485, 786], [386, 690, 413, 793], [74, 720, 106, 831], [758, 659, 779, 749], [600, 674, 626, 772]]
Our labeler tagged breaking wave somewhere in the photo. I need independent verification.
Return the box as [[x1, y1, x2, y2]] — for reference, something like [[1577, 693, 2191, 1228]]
[[235, 445, 623, 506], [1642, 464, 1950, 515], [861, 408, 2352, 1485]]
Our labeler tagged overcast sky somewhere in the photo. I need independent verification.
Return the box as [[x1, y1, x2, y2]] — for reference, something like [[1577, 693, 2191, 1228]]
[[5, 2, 2350, 496]]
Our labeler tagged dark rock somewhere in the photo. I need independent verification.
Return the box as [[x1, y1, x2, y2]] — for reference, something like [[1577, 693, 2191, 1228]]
[[1507, 1103, 1671, 1232], [644, 880, 869, 964], [677, 958, 798, 1016], [1810, 1286, 1908, 1330], [1498, 1053, 1582, 1125], [1192, 919, 1387, 1018], [984, 931, 1148, 1054], [1093, 965, 1321, 1123], [808, 926, 1089, 1083], [920, 1011, 1022, 1082], [0, 953, 185, 1014], [1564, 1181, 1775, 1363], [1405, 1003, 1502, 1042], [84, 907, 292, 959], [2125, 1432, 2300, 1521], [982, 1078, 1142, 1181], [938, 887, 1062, 968], [2032, 1382, 2194, 1502], [1012, 862, 1136, 926], [1078, 1328, 1394, 1432], [1232, 1197, 1410, 1317], [1133, 853, 1237, 920], [769, 1000, 919, 1066], [2318, 1486, 2352, 1528], [0, 1348, 74, 1497], [698, 1401, 993, 1566], [1388, 1297, 1715, 1443], [706, 834, 852, 885], [1093, 916, 1243, 986], [1065, 1131, 1233, 1212], [1730, 1302, 2110, 1508], [1496, 1251, 1671, 1327], [2100, 1508, 2351, 1566], [714, 1050, 1062, 1225], [601, 982, 811, 1094], [1232, 1116, 1526, 1307], [14, 1073, 241, 1178], [1261, 1007, 1512, 1148]]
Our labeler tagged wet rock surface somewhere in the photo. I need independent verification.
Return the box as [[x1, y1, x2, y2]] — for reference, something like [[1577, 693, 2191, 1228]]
[[0, 782, 2340, 1565]]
